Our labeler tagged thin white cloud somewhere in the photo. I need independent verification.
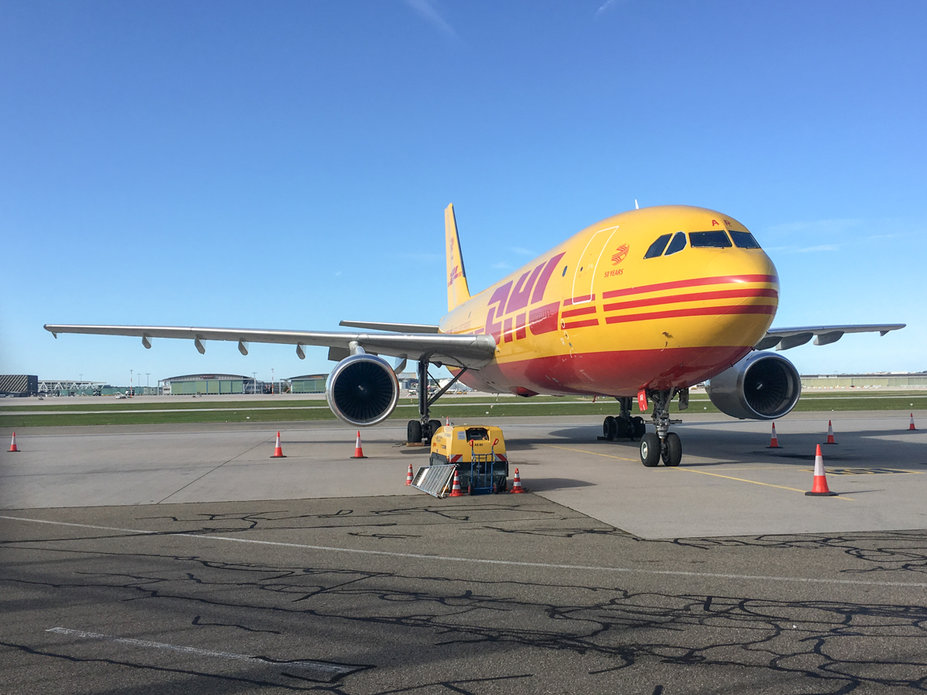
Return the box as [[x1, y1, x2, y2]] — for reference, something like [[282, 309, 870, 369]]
[[595, 0, 627, 18], [404, 0, 456, 38], [766, 218, 864, 236], [509, 246, 536, 257], [764, 243, 840, 254], [795, 244, 840, 253]]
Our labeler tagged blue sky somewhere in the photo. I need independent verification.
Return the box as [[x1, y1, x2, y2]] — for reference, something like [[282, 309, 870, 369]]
[[2, 0, 924, 387]]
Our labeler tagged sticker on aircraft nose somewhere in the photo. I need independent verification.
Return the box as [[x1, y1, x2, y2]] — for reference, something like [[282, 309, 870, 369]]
[[611, 244, 629, 265]]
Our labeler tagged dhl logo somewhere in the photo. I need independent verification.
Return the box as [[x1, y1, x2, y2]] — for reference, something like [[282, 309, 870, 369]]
[[484, 252, 565, 344]]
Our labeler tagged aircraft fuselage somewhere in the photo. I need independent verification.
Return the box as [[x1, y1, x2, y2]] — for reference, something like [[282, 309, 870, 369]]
[[440, 205, 778, 397]]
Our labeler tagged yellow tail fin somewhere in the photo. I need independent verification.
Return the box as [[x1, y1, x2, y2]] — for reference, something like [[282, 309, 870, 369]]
[[445, 204, 471, 311]]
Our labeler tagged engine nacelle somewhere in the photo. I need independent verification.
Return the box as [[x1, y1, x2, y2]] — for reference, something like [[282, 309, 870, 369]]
[[706, 351, 801, 420], [326, 354, 399, 426]]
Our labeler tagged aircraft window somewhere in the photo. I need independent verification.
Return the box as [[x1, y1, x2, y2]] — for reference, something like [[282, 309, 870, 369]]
[[689, 230, 733, 248], [644, 234, 671, 259], [730, 230, 761, 249], [665, 231, 687, 255]]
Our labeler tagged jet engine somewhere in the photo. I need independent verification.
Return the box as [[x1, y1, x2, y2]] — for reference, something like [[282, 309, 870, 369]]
[[326, 354, 400, 426], [706, 351, 801, 420]]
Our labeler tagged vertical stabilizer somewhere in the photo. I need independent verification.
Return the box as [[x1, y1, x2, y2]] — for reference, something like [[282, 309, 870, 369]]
[[445, 204, 471, 311]]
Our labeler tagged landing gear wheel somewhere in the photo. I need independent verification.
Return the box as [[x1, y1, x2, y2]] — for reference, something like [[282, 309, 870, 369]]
[[603, 416, 617, 441], [424, 419, 442, 444], [631, 416, 646, 440], [640, 432, 661, 467], [661, 432, 682, 466], [407, 420, 422, 444]]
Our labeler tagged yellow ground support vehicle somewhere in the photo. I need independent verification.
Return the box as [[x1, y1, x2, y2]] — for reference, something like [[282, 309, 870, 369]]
[[429, 424, 509, 493]]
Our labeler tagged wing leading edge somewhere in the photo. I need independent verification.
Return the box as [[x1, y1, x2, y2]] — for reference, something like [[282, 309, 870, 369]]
[[43, 324, 496, 369], [756, 324, 905, 351]]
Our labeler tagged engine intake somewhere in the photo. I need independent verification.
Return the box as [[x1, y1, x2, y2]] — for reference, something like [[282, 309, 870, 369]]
[[706, 351, 801, 420], [326, 354, 399, 426]]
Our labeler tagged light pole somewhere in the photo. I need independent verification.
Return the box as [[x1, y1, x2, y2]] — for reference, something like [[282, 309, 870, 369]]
[[271, 368, 275, 395], [129, 369, 133, 396]]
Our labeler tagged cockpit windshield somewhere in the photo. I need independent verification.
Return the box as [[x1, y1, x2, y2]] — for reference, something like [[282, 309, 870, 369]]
[[689, 230, 732, 248], [729, 230, 761, 248], [644, 228, 762, 258]]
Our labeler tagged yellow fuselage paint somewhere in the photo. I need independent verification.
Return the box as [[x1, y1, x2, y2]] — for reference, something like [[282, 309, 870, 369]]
[[440, 205, 778, 396]]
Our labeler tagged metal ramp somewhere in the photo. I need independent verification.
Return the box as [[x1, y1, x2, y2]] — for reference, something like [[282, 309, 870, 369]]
[[411, 464, 458, 498]]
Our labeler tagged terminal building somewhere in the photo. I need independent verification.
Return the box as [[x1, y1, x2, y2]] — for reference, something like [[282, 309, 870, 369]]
[[161, 374, 262, 395]]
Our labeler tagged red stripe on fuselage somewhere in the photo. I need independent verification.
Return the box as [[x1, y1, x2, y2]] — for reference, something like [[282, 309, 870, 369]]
[[603, 287, 778, 312], [564, 294, 595, 306], [459, 345, 754, 395], [605, 304, 775, 325], [561, 305, 597, 318], [602, 274, 778, 300], [562, 319, 599, 329]]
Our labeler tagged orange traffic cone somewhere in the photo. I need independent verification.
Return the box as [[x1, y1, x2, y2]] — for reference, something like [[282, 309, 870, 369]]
[[405, 462, 414, 486], [351, 430, 367, 459], [767, 422, 780, 448], [805, 445, 837, 496], [270, 431, 286, 458], [909, 414, 917, 431], [8, 432, 20, 453], [510, 468, 525, 493], [448, 467, 464, 497], [825, 420, 837, 445]]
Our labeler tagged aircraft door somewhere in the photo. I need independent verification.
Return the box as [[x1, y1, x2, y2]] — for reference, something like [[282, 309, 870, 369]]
[[570, 226, 619, 305]]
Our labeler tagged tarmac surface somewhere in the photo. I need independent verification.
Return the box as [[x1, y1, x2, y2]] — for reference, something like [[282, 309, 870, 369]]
[[2, 412, 926, 693]]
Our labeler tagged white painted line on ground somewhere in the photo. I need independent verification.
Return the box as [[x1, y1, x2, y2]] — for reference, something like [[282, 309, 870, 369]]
[[45, 627, 359, 679], [4, 514, 927, 590]]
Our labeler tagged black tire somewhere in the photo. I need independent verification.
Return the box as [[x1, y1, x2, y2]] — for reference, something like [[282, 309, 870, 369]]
[[640, 433, 661, 467], [632, 416, 646, 440], [662, 431, 682, 466], [603, 416, 617, 441], [407, 420, 422, 444]]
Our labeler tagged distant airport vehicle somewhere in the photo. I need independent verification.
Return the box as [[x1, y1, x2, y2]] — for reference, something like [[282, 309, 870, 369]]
[[45, 204, 903, 466]]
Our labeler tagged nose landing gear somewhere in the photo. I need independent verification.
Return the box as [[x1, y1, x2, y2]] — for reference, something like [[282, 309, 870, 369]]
[[638, 388, 684, 467]]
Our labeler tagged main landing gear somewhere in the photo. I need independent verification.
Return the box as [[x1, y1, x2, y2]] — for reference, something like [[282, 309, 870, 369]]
[[603, 389, 687, 467], [406, 357, 468, 445], [601, 397, 646, 442]]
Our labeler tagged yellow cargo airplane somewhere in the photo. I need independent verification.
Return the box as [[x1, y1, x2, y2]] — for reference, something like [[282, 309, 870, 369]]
[[45, 204, 903, 466]]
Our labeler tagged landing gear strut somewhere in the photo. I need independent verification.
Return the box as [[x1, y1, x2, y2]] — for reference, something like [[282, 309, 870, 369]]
[[638, 388, 685, 467], [406, 358, 467, 445]]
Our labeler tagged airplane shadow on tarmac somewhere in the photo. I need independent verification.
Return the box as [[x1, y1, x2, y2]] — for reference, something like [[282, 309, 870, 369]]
[[541, 422, 927, 470]]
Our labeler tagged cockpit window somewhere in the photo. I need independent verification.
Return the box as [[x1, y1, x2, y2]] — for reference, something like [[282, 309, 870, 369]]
[[730, 230, 761, 249], [689, 230, 733, 248], [665, 231, 687, 255], [644, 234, 671, 259]]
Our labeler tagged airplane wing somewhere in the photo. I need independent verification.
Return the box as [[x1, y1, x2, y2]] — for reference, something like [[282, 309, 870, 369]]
[[43, 324, 496, 369], [755, 324, 905, 351], [338, 320, 441, 333]]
